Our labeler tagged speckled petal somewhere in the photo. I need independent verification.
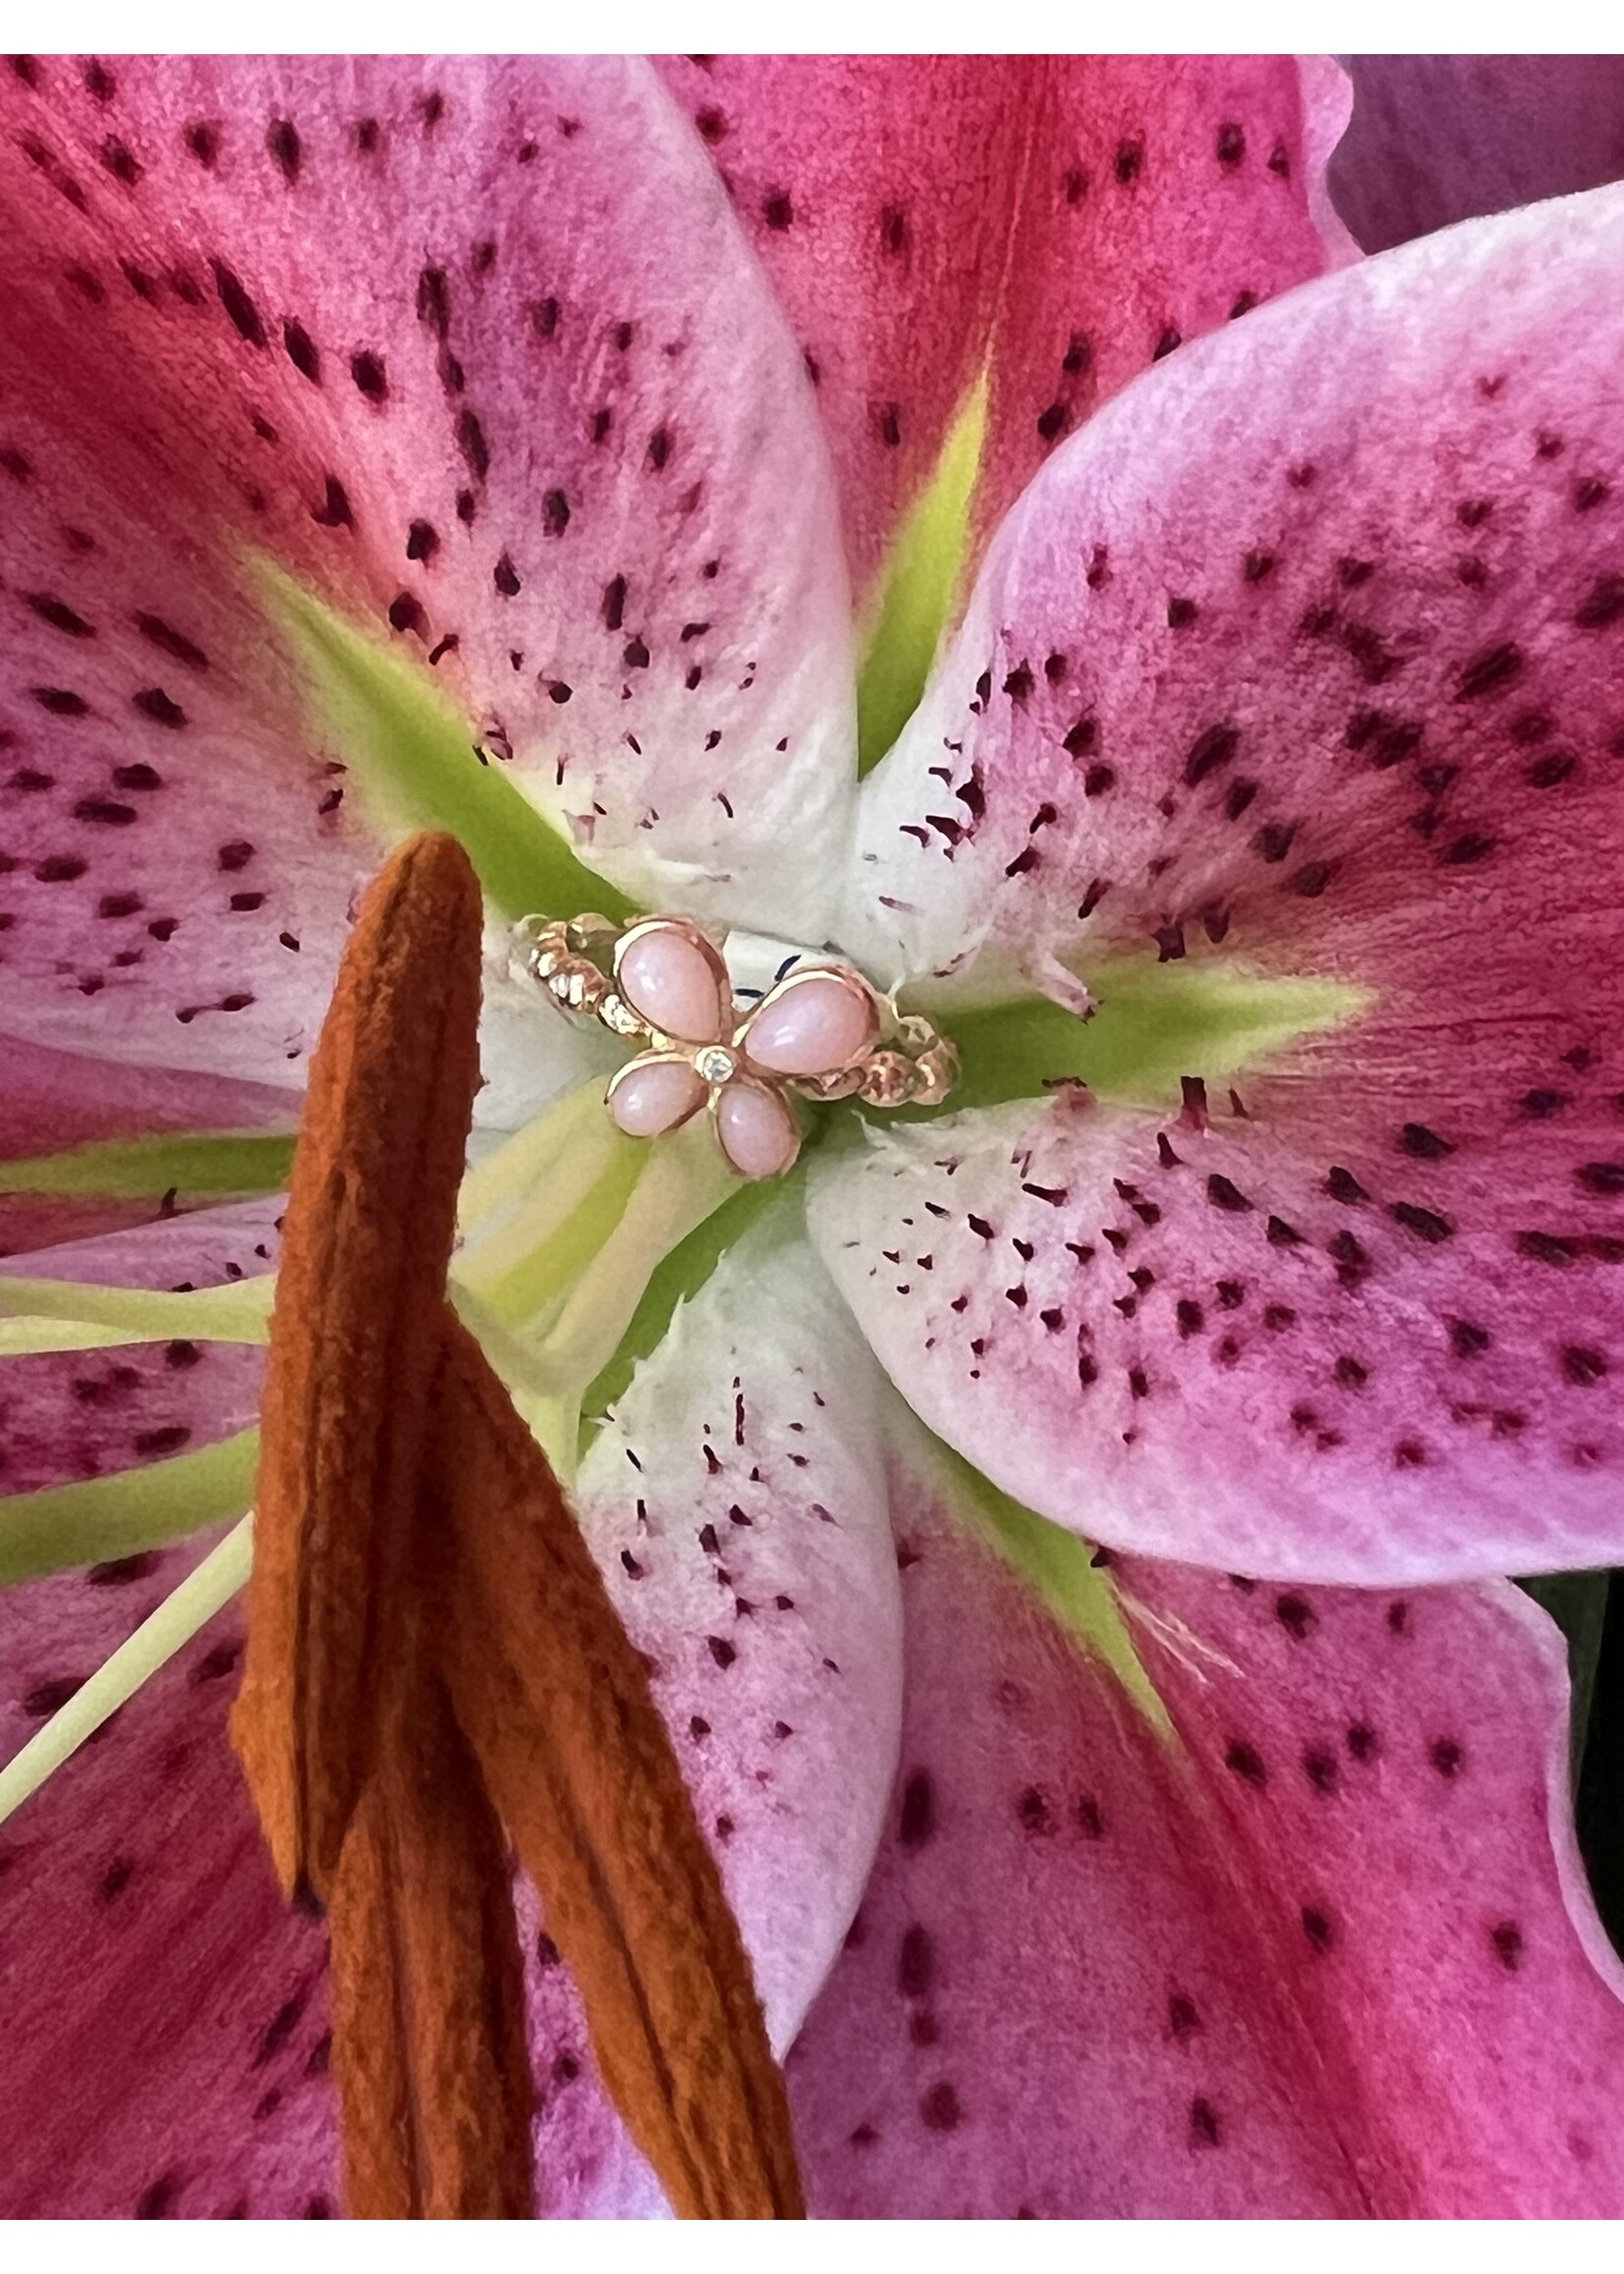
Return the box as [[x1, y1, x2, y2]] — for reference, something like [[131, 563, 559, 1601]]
[[658, 56, 1351, 597], [787, 1456, 1624, 2216], [0, 1561, 340, 2216], [826, 189, 1624, 1580], [521, 1219, 903, 2215], [811, 1080, 1624, 1584], [1331, 56, 1624, 255], [0, 54, 855, 1087]]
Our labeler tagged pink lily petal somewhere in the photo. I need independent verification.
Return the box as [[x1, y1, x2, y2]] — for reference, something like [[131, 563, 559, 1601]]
[[513, 1869, 669, 2221], [809, 1083, 1624, 1581], [575, 1226, 902, 2042], [2, 1031, 297, 1161], [0, 1032, 295, 1254], [0, 1562, 339, 2216], [787, 1459, 1624, 2215], [658, 56, 1352, 595], [844, 185, 1624, 996], [0, 153, 375, 1079], [0, 1199, 275, 1501], [1, 56, 854, 952], [1332, 57, 1624, 255], [823, 188, 1624, 1579], [516, 1223, 903, 2215]]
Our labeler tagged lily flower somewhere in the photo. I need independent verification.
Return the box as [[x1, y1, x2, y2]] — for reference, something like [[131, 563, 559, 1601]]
[[3, 53, 1624, 2218]]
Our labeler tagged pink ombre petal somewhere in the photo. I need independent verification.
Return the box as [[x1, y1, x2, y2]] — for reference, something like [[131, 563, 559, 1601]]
[[0, 1199, 277, 1501], [659, 57, 1347, 595], [514, 1872, 668, 2220], [973, 56, 1356, 562], [1119, 1553, 1624, 2217], [607, 1057, 707, 1139], [0, 1032, 297, 1254], [0, 99, 376, 1080], [832, 191, 1624, 1577], [526, 1225, 903, 2215], [1331, 56, 1624, 255], [654, 56, 1005, 598], [851, 184, 1624, 1022], [845, 186, 1624, 1003], [0, 1563, 339, 2216], [0, 451, 364, 1086], [0, 1032, 299, 1161], [0, 58, 855, 946], [787, 1463, 1624, 2217], [787, 1488, 1357, 2215], [715, 1079, 799, 1181], [810, 1087, 1624, 1582], [614, 926, 728, 1045], [741, 969, 877, 1078]]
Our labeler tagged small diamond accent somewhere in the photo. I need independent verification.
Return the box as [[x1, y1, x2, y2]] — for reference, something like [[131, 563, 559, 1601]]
[[695, 1045, 736, 1085]]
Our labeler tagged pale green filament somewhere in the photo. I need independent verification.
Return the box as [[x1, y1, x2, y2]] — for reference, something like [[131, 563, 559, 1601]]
[[458, 1135, 647, 1337], [0, 1272, 274, 1354], [0, 1516, 253, 1828], [457, 1079, 626, 1237], [0, 1131, 295, 1199], [455, 1115, 741, 1478], [0, 1430, 260, 1587]]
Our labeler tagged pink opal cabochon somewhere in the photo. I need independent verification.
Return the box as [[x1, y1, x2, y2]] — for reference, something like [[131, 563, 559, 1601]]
[[716, 1079, 801, 1179], [741, 968, 880, 1078], [607, 1056, 708, 1138], [614, 922, 731, 1044]]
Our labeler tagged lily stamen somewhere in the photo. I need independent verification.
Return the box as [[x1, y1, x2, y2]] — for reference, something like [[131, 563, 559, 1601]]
[[232, 832, 803, 2220]]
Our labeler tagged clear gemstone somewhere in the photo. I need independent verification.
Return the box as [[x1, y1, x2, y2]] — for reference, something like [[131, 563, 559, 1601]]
[[696, 1045, 736, 1084]]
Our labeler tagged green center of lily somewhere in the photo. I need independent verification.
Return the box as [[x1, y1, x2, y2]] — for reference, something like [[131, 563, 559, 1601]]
[[0, 571, 1368, 1547], [0, 433, 1370, 1831]]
